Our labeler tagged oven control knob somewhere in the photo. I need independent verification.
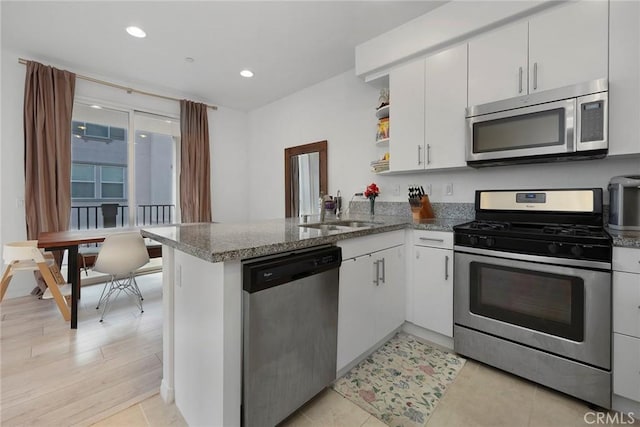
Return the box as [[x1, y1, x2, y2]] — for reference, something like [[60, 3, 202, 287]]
[[486, 237, 495, 247], [469, 235, 479, 246], [571, 245, 583, 257], [548, 243, 559, 254]]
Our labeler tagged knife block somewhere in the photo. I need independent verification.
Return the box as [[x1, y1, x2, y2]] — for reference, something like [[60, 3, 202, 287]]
[[411, 195, 435, 221]]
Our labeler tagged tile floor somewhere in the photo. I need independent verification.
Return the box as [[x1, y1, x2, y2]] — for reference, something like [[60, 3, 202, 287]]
[[96, 357, 638, 427]]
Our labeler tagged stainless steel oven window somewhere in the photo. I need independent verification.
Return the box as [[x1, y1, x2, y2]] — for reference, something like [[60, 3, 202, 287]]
[[469, 262, 585, 342], [472, 108, 565, 153]]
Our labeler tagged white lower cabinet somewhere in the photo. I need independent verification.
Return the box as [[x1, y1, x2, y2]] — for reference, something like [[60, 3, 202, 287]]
[[612, 247, 640, 408], [410, 230, 454, 338], [413, 246, 453, 337], [337, 231, 405, 372], [614, 333, 640, 403]]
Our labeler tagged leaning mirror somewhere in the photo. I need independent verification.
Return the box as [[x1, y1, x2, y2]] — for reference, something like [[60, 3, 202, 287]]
[[285, 140, 327, 218]]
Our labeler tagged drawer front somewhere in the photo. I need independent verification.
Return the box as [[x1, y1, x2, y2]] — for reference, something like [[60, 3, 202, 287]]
[[413, 230, 453, 249], [613, 247, 640, 274], [613, 271, 640, 337], [339, 230, 405, 259], [613, 333, 640, 402]]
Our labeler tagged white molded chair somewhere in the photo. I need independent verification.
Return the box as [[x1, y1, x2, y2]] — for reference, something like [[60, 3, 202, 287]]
[[1, 241, 71, 321], [93, 232, 150, 322]]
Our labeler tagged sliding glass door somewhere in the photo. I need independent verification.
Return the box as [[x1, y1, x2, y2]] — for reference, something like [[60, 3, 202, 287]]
[[133, 111, 179, 226], [70, 102, 179, 230]]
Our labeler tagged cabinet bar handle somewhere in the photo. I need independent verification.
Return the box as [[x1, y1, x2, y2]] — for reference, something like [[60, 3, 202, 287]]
[[445, 255, 449, 281], [373, 260, 379, 286], [380, 258, 386, 284], [518, 67, 523, 93], [426, 144, 431, 165], [417, 145, 422, 165], [533, 62, 538, 90], [419, 237, 444, 243]]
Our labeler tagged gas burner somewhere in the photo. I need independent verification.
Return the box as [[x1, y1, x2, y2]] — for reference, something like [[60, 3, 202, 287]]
[[542, 224, 602, 237], [469, 221, 511, 231]]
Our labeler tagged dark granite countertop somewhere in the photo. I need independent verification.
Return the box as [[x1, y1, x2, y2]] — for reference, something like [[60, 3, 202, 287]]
[[141, 215, 470, 262], [141, 215, 637, 263], [606, 228, 640, 249]]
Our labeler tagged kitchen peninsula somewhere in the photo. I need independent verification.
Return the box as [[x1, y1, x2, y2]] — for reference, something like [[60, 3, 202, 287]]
[[140, 215, 458, 426]]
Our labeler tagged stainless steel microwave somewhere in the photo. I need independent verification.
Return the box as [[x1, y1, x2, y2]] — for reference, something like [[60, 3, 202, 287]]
[[466, 79, 608, 167]]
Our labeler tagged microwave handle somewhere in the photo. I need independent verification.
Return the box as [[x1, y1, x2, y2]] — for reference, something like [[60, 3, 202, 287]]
[[533, 62, 538, 91]]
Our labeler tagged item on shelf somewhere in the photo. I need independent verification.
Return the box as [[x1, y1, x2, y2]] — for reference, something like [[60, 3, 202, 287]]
[[370, 158, 389, 173], [375, 104, 390, 119], [377, 88, 389, 109], [376, 117, 389, 141]]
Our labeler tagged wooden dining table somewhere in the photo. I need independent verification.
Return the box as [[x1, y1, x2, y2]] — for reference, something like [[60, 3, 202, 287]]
[[38, 227, 145, 329]]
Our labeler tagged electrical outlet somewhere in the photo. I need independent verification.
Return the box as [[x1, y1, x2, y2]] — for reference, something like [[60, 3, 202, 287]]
[[393, 185, 401, 196], [445, 183, 454, 196], [16, 198, 24, 208], [425, 184, 432, 195]]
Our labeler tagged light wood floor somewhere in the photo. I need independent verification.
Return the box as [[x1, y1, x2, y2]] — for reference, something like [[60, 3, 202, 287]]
[[1, 273, 165, 426], [3, 272, 636, 427]]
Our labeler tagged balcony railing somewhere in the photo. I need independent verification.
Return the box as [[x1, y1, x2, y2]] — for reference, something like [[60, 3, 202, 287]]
[[70, 204, 175, 230]]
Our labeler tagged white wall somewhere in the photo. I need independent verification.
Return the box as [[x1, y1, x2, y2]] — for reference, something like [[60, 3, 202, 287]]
[[248, 69, 640, 221], [248, 70, 381, 220], [1, 47, 249, 297]]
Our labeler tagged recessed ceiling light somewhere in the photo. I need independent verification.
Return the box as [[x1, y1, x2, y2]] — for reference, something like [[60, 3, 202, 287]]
[[126, 26, 146, 38], [90, 104, 102, 109], [165, 120, 172, 123], [74, 135, 81, 138], [240, 69, 254, 78], [78, 125, 86, 130], [140, 134, 147, 138]]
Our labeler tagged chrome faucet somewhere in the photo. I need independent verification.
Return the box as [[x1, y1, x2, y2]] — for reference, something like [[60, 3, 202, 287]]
[[319, 193, 325, 222]]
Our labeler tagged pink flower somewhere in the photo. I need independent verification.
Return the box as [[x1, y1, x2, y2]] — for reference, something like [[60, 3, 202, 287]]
[[359, 389, 376, 403], [419, 365, 435, 375]]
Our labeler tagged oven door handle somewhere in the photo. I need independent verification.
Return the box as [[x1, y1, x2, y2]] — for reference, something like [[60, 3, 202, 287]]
[[453, 245, 611, 270]]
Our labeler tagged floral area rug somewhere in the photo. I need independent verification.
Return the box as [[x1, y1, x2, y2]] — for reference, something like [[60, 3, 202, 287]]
[[332, 333, 466, 427]]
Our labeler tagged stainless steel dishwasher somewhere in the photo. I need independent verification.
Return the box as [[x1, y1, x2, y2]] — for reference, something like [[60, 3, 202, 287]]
[[242, 245, 342, 427]]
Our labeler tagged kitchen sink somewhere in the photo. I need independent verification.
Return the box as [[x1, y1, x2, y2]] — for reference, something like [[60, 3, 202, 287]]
[[299, 220, 381, 230]]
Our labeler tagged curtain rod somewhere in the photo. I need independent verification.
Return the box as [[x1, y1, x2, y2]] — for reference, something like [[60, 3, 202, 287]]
[[18, 57, 218, 111]]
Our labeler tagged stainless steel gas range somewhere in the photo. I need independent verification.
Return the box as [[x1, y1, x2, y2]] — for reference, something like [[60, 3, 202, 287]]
[[453, 188, 612, 408]]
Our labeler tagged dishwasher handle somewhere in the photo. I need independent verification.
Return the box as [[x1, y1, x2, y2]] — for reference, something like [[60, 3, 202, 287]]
[[243, 246, 342, 293]]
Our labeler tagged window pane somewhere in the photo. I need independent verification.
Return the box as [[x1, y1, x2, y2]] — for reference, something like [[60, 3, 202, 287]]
[[71, 103, 129, 230], [72, 164, 94, 181], [134, 111, 177, 226], [72, 182, 95, 198], [85, 123, 110, 139], [102, 166, 124, 183], [102, 183, 124, 198]]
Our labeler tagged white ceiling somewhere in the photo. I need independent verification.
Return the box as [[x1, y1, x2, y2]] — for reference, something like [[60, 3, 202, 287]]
[[1, 1, 446, 111]]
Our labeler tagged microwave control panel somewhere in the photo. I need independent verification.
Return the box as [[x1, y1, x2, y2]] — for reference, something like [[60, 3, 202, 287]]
[[580, 101, 604, 142]]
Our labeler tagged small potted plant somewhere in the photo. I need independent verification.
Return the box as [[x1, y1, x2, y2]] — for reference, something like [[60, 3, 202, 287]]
[[364, 183, 380, 216]]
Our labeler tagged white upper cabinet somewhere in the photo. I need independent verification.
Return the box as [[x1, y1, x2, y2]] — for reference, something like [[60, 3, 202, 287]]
[[389, 59, 425, 172], [609, 0, 640, 156], [528, 1, 608, 93], [424, 44, 467, 170], [468, 21, 528, 106], [468, 1, 608, 107], [389, 44, 467, 172]]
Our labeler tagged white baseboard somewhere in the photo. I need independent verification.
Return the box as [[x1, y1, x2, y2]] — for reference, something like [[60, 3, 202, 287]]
[[402, 322, 454, 351]]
